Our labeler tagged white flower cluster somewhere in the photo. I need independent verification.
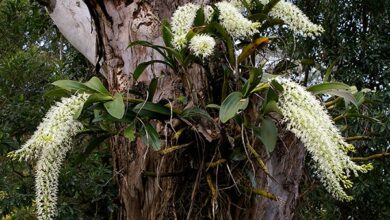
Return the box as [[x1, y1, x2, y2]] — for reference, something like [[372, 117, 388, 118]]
[[170, 1, 260, 57], [216, 1, 260, 38], [189, 34, 216, 58], [276, 79, 372, 201], [268, 1, 324, 38], [229, 0, 324, 37], [9, 93, 89, 219], [171, 3, 200, 49]]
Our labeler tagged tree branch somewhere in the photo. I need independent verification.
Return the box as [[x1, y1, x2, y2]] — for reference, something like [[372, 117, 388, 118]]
[[351, 153, 390, 161], [345, 136, 371, 142]]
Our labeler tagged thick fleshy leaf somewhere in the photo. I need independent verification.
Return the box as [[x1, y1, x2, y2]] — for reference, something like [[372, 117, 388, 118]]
[[193, 7, 205, 26], [144, 123, 161, 151], [253, 117, 278, 155], [84, 93, 113, 107], [211, 22, 235, 65], [52, 80, 93, 93], [133, 102, 171, 117], [237, 37, 269, 64], [242, 68, 262, 96], [307, 82, 351, 93], [104, 93, 125, 119], [147, 78, 158, 101], [323, 60, 337, 82], [162, 20, 173, 48], [307, 82, 358, 107], [133, 60, 173, 81], [219, 92, 249, 123], [84, 76, 110, 95], [263, 100, 282, 115]]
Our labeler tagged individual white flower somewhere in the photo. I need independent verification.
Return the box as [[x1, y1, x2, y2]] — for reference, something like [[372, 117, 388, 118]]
[[216, 1, 261, 38], [268, 1, 324, 37], [276, 79, 372, 201], [171, 3, 200, 49], [189, 34, 216, 58], [9, 93, 89, 219]]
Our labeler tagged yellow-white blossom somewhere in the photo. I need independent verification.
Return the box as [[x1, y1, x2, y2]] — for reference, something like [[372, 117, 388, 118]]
[[189, 34, 216, 58], [230, 0, 324, 37], [171, 3, 200, 49], [268, 1, 324, 37], [9, 93, 89, 219], [216, 1, 260, 38], [276, 79, 372, 201]]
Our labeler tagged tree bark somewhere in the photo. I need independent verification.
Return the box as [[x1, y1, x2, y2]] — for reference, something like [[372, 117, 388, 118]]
[[46, 0, 306, 219]]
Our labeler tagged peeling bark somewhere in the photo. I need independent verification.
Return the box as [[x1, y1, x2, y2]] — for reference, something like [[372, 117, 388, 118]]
[[48, 0, 97, 64]]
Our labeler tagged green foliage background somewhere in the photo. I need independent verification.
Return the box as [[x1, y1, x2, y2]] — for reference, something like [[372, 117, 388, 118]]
[[0, 0, 116, 219]]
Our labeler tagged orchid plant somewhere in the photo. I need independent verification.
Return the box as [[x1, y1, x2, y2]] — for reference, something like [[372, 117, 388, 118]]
[[9, 1, 374, 219]]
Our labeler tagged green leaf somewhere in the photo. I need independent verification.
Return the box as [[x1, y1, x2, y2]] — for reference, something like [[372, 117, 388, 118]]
[[242, 67, 262, 97], [128, 40, 183, 64], [84, 76, 110, 95], [307, 82, 351, 93], [253, 117, 278, 155], [147, 78, 158, 101], [237, 37, 269, 64], [248, 13, 268, 22], [206, 104, 220, 109], [263, 0, 281, 14], [124, 124, 136, 142], [219, 92, 249, 123], [181, 107, 213, 121], [193, 7, 205, 26], [144, 123, 161, 151], [84, 93, 113, 106], [307, 82, 358, 107], [162, 20, 173, 48], [133, 60, 173, 81], [323, 60, 337, 82], [133, 102, 171, 117], [270, 79, 284, 93], [263, 100, 281, 115], [211, 22, 235, 65], [250, 82, 269, 94], [44, 87, 70, 98], [104, 93, 125, 119], [52, 80, 93, 93], [325, 90, 358, 107]]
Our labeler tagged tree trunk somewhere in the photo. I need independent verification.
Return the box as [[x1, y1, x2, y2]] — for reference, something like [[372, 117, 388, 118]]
[[46, 0, 306, 219]]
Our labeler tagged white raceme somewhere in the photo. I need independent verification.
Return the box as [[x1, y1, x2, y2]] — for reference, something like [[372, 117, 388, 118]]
[[229, 0, 324, 37], [189, 34, 216, 58], [268, 1, 324, 37], [171, 3, 200, 49], [276, 79, 372, 201], [9, 93, 89, 219], [216, 1, 260, 38]]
